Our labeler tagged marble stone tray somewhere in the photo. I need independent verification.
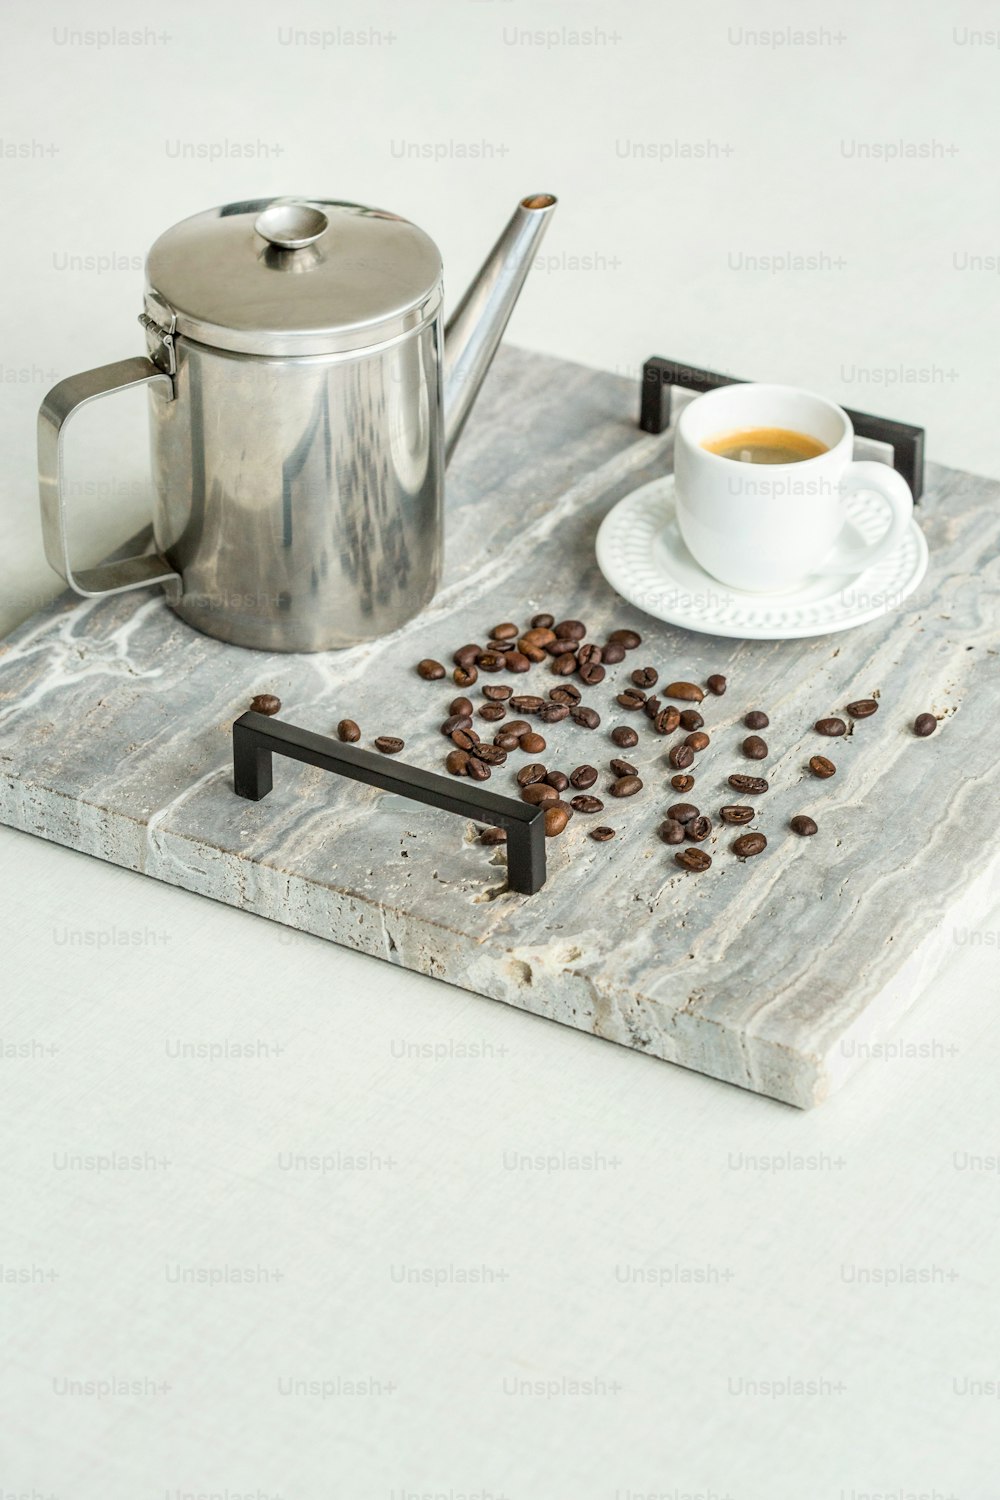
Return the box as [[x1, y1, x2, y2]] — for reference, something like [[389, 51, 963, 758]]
[[2, 347, 998, 1107]]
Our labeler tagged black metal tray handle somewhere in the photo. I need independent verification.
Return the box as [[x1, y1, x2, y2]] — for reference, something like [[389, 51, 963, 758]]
[[232, 711, 547, 895], [639, 356, 925, 501]]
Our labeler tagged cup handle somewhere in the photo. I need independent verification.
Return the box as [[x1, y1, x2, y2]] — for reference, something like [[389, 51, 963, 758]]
[[819, 460, 914, 577]]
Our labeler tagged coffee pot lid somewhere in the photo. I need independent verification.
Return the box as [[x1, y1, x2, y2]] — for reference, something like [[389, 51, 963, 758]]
[[144, 198, 443, 357]]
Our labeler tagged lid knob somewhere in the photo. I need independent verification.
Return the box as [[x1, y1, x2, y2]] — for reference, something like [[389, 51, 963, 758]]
[[254, 202, 329, 249]]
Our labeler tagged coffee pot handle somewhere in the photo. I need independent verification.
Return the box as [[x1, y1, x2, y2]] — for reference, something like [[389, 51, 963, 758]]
[[38, 356, 182, 599]]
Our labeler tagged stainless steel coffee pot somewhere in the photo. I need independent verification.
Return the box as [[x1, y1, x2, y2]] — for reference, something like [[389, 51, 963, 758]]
[[39, 192, 556, 652]]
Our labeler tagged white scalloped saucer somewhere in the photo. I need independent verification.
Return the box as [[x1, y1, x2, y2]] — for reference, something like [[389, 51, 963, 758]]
[[595, 476, 928, 640]]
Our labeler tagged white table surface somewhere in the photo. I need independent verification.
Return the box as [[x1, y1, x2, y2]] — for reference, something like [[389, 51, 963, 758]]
[[2, 0, 998, 1492]]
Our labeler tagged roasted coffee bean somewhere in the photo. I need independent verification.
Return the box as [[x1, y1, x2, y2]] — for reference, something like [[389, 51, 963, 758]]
[[504, 720, 532, 739], [609, 758, 637, 778], [494, 733, 519, 751], [505, 652, 531, 673], [668, 743, 695, 770], [522, 782, 558, 806], [374, 736, 404, 755], [482, 684, 512, 702], [631, 666, 658, 688], [519, 644, 547, 663], [554, 619, 586, 640], [732, 832, 767, 858], [570, 764, 598, 789], [679, 709, 704, 731], [545, 770, 569, 792], [578, 661, 606, 686], [744, 710, 769, 730], [545, 637, 578, 657], [653, 706, 681, 736], [511, 695, 544, 713], [809, 755, 836, 779], [479, 703, 506, 722], [453, 664, 477, 688], [659, 819, 685, 844], [472, 742, 507, 766], [685, 731, 710, 752], [611, 725, 639, 749], [442, 712, 472, 736], [416, 659, 445, 681], [602, 641, 626, 665], [337, 718, 360, 743], [668, 803, 699, 825], [479, 826, 507, 845], [617, 689, 647, 711], [846, 698, 878, 719], [453, 643, 481, 667], [550, 683, 582, 706], [720, 805, 754, 825], [446, 749, 469, 776], [644, 696, 662, 721], [466, 756, 491, 782], [913, 713, 937, 737], [520, 627, 555, 649], [742, 735, 768, 760], [521, 732, 547, 754], [570, 706, 601, 730], [517, 763, 548, 786], [674, 848, 712, 873], [663, 680, 705, 702], [608, 628, 641, 649], [450, 729, 478, 751], [250, 694, 281, 716], [790, 814, 818, 836], [544, 804, 571, 837], [530, 612, 554, 630], [728, 773, 768, 794], [450, 696, 474, 717], [671, 773, 695, 793], [552, 652, 578, 676], [609, 775, 643, 798], [491, 622, 518, 641], [707, 674, 727, 696], [476, 651, 505, 673], [538, 702, 570, 724], [590, 825, 616, 841], [686, 815, 713, 843], [578, 643, 603, 667], [571, 794, 604, 814], [815, 717, 847, 737]]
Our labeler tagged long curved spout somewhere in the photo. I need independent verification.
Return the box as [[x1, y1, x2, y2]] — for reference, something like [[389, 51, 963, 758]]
[[442, 193, 557, 463]]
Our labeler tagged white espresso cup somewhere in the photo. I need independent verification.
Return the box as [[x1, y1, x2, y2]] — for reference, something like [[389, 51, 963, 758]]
[[673, 383, 914, 593]]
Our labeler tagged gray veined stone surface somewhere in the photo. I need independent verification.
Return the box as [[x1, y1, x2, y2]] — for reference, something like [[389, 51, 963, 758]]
[[1, 346, 998, 1107]]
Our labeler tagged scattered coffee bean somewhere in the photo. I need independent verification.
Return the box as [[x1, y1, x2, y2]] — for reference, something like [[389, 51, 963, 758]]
[[491, 622, 518, 641], [631, 666, 658, 688], [671, 774, 695, 793], [517, 763, 548, 786], [570, 765, 598, 789], [913, 713, 937, 737], [602, 641, 626, 665], [521, 732, 546, 754], [479, 826, 507, 845], [446, 749, 469, 775], [482, 684, 512, 702], [453, 664, 477, 688], [530, 613, 554, 630], [570, 706, 601, 730], [494, 733, 519, 752], [720, 805, 754, 825], [546, 637, 579, 657], [537, 702, 570, 724], [809, 755, 836, 779], [728, 773, 768, 794], [571, 794, 604, 814], [374, 736, 404, 755], [453, 643, 481, 667], [504, 720, 531, 739], [442, 712, 472, 736], [466, 756, 491, 781], [663, 680, 705, 702], [521, 627, 555, 648], [545, 770, 569, 792], [659, 819, 685, 844], [667, 803, 699, 825], [544, 804, 571, 837], [472, 742, 506, 766], [519, 644, 547, 663], [337, 718, 361, 743], [732, 832, 767, 858], [578, 661, 606, 686], [686, 815, 713, 843], [609, 775, 643, 798], [590, 825, 616, 842], [550, 683, 582, 706], [654, 707, 681, 736], [742, 735, 768, 760], [250, 694, 281, 716], [707, 674, 727, 696], [578, 643, 603, 667], [679, 709, 704, 731], [744, 710, 769, 730], [815, 717, 847, 737], [790, 814, 818, 836], [478, 703, 506, 722], [450, 729, 478, 751], [504, 651, 531, 674], [674, 848, 712, 872], [477, 651, 505, 673], [611, 725, 639, 749], [668, 743, 695, 770], [511, 695, 543, 713], [608, 628, 641, 649], [522, 782, 558, 806], [609, 758, 637, 778], [554, 620, 586, 641], [416, 659, 445, 681], [552, 652, 577, 676], [618, 688, 647, 711], [685, 731, 710, 752], [846, 698, 878, 719], [450, 696, 473, 717], [643, 696, 662, 721]]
